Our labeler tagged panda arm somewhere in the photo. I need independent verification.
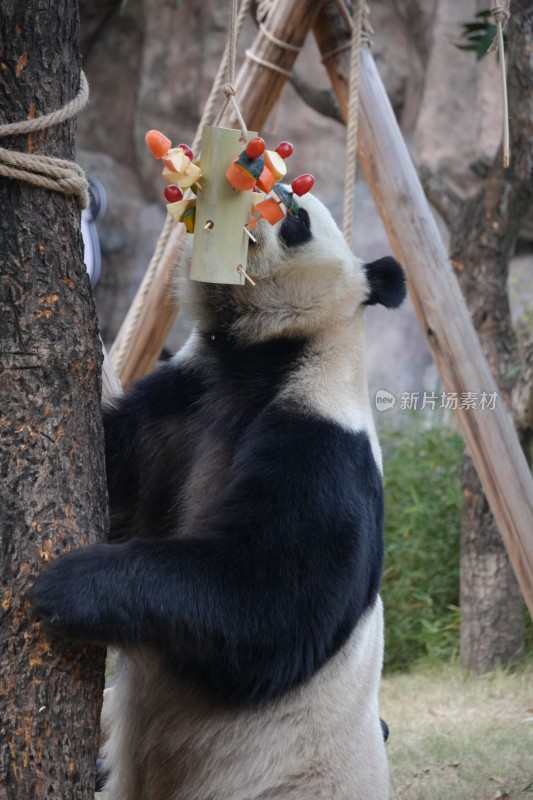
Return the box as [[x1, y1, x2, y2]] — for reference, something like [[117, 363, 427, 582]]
[[31, 407, 383, 702], [103, 361, 205, 540]]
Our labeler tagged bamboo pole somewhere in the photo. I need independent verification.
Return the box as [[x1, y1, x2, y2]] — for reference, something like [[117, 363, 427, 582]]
[[314, 2, 533, 618], [190, 127, 257, 284], [110, 0, 321, 387]]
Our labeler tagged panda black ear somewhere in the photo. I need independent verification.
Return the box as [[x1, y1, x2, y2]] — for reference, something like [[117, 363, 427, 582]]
[[363, 256, 407, 309]]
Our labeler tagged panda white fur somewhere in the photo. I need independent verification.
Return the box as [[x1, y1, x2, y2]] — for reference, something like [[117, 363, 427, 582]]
[[31, 192, 406, 800]]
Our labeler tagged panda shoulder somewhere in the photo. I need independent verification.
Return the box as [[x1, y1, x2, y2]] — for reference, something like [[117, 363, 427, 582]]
[[236, 401, 382, 503]]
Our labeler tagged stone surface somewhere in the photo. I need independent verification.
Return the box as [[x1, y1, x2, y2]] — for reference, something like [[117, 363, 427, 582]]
[[414, 0, 501, 196]]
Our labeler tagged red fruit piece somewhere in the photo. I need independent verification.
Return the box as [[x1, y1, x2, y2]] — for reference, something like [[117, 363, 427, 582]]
[[177, 143, 194, 160], [164, 184, 184, 203], [275, 141, 294, 159], [246, 137, 266, 159], [145, 129, 172, 159], [291, 173, 314, 196]]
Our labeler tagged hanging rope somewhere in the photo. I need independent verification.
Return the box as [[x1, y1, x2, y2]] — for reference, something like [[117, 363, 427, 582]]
[[488, 0, 511, 168], [111, 0, 253, 376], [214, 0, 248, 137], [192, 0, 253, 153], [343, 0, 364, 247], [0, 72, 90, 208]]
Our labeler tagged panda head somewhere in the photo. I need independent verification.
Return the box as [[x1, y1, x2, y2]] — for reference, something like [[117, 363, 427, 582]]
[[176, 190, 406, 343]]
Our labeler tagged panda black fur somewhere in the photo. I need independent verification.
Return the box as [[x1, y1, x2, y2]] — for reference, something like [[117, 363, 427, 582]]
[[31, 192, 406, 800]]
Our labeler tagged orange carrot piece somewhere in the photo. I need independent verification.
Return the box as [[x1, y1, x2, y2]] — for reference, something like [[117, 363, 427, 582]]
[[256, 166, 276, 194], [145, 129, 172, 159], [256, 197, 285, 224], [226, 161, 257, 191]]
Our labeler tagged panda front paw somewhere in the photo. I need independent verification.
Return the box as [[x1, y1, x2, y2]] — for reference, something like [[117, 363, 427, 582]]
[[30, 544, 112, 643]]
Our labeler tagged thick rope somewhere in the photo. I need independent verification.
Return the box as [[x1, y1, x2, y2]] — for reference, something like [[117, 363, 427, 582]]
[[111, 0, 253, 376], [321, 0, 373, 64], [343, 0, 364, 246], [259, 22, 301, 52], [0, 72, 90, 208], [489, 0, 511, 168], [214, 0, 248, 136], [193, 0, 252, 152], [244, 50, 293, 78]]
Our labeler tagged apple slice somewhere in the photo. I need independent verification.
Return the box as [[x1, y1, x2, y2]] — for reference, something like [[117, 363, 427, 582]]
[[163, 147, 190, 174], [166, 198, 195, 221], [263, 149, 287, 181], [177, 162, 202, 189], [162, 167, 182, 183]]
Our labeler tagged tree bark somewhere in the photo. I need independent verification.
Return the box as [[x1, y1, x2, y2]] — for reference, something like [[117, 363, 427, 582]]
[[443, 1, 533, 672], [0, 2, 107, 797]]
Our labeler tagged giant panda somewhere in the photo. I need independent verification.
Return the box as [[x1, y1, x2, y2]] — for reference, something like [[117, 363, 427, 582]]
[[31, 191, 406, 800]]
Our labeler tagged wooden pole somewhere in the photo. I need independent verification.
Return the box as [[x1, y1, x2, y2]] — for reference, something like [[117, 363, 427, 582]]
[[314, 2, 533, 618], [111, 0, 321, 387]]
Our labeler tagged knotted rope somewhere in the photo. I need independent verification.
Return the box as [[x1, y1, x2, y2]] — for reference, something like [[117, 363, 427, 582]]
[[0, 72, 90, 207], [489, 0, 511, 168]]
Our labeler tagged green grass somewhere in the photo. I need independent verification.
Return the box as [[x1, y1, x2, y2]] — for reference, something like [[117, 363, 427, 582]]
[[380, 423, 464, 672], [382, 661, 533, 799], [379, 421, 533, 671]]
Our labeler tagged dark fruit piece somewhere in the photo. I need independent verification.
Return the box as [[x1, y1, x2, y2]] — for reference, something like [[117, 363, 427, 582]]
[[164, 184, 184, 203], [177, 143, 194, 160]]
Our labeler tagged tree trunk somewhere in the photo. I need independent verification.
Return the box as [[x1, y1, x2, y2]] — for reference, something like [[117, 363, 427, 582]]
[[459, 456, 525, 671], [0, 2, 107, 797], [451, 1, 533, 672]]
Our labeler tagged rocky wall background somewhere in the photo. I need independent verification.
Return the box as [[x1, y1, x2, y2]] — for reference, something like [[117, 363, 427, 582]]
[[77, 0, 532, 409]]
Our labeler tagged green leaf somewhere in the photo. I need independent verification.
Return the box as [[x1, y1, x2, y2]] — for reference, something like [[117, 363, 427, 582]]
[[455, 11, 497, 60], [464, 23, 491, 32]]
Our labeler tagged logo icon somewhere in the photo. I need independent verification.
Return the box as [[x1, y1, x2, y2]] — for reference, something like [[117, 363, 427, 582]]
[[375, 389, 396, 412]]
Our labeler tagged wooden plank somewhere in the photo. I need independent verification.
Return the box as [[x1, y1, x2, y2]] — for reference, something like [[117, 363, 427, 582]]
[[314, 4, 533, 618], [111, 0, 321, 387], [190, 126, 256, 284]]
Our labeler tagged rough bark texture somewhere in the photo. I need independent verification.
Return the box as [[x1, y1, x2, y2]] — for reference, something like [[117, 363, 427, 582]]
[[0, 1, 107, 797], [448, 2, 533, 672]]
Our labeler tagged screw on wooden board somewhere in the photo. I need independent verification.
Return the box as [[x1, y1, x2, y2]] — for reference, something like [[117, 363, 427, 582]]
[[204, 220, 214, 230]]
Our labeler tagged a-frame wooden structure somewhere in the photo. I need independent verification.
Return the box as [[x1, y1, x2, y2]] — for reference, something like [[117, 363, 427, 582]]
[[102, 0, 533, 618]]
